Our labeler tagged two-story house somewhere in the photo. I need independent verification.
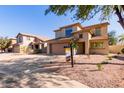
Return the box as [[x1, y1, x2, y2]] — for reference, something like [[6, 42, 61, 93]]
[[13, 33, 49, 54], [6, 38, 17, 52], [47, 22, 109, 55]]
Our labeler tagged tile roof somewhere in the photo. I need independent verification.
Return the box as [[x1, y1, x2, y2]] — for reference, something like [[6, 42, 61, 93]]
[[72, 22, 109, 34], [16, 33, 50, 41], [54, 23, 83, 32]]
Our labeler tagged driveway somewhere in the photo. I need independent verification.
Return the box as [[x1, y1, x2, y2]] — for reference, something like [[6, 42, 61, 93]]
[[0, 53, 88, 88]]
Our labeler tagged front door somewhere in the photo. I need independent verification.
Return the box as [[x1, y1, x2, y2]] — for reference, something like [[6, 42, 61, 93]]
[[77, 42, 85, 54]]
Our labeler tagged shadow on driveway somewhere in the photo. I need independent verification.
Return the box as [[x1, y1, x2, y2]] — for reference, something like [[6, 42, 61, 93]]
[[0, 57, 71, 88]]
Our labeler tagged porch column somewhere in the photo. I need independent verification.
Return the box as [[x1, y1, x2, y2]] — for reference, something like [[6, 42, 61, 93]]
[[85, 32, 90, 54], [85, 40, 90, 54], [39, 44, 42, 49], [33, 44, 35, 50], [47, 43, 50, 54]]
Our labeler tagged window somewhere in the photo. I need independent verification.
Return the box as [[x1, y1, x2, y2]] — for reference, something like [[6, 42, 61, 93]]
[[65, 27, 73, 37], [17, 36, 23, 43], [79, 34, 83, 38], [91, 42, 104, 48], [31, 45, 34, 49], [93, 28, 101, 36], [35, 45, 39, 49]]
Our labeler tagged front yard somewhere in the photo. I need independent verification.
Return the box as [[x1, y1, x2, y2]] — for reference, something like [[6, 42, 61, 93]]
[[0, 53, 124, 88]]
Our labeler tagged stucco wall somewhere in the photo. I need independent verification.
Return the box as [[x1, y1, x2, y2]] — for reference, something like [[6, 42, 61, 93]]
[[91, 25, 108, 37], [90, 40, 109, 54], [22, 36, 35, 46], [11, 39, 16, 45], [55, 25, 82, 38], [73, 25, 81, 31], [73, 31, 89, 40], [109, 45, 124, 53], [13, 45, 20, 53], [55, 29, 65, 38]]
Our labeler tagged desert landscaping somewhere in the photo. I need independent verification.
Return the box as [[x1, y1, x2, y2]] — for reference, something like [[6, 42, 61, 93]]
[[0, 53, 124, 88]]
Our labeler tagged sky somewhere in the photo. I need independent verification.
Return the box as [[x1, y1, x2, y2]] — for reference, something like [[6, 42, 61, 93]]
[[0, 5, 124, 39]]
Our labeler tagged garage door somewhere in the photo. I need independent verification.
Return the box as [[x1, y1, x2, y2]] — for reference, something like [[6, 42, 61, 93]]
[[51, 43, 68, 55]]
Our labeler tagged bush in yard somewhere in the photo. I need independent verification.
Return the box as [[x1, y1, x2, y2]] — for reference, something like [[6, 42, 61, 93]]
[[121, 48, 124, 54], [34, 49, 42, 54], [4, 77, 17, 84], [0, 37, 11, 52], [107, 54, 112, 60], [97, 63, 103, 71]]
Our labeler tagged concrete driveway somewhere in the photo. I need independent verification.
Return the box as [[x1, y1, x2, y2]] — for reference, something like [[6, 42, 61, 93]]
[[0, 53, 88, 88]]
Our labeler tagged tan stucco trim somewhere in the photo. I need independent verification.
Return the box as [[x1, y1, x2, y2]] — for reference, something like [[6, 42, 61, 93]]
[[90, 38, 108, 41]]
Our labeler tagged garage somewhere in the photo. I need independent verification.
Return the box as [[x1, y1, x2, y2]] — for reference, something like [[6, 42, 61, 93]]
[[50, 43, 69, 55]]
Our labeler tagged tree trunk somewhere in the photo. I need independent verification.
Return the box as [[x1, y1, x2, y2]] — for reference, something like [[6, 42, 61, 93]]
[[70, 43, 74, 67], [115, 6, 124, 29]]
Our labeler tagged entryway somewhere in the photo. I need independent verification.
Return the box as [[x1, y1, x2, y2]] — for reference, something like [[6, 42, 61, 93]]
[[77, 42, 85, 54]]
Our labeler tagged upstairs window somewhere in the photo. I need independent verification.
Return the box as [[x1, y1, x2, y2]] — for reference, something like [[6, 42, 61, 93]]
[[17, 36, 23, 43], [65, 27, 73, 37], [93, 28, 101, 36], [79, 34, 83, 38]]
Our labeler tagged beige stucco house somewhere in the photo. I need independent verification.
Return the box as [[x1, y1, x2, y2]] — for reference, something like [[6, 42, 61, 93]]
[[6, 38, 17, 52], [13, 33, 49, 54], [47, 22, 109, 55]]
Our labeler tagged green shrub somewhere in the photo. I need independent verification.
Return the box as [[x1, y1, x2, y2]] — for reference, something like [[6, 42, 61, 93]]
[[107, 54, 112, 60], [121, 48, 124, 54], [34, 49, 42, 54], [5, 77, 17, 84], [97, 63, 103, 71]]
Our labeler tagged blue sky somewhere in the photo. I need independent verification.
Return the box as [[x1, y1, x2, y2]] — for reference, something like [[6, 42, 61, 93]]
[[0, 5, 123, 39]]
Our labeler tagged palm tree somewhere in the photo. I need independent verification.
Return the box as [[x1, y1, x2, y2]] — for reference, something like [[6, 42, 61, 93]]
[[119, 34, 124, 45], [108, 31, 117, 45]]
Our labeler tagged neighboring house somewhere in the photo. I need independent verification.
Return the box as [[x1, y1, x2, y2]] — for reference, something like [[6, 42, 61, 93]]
[[47, 22, 109, 55], [13, 33, 49, 54], [6, 38, 16, 52]]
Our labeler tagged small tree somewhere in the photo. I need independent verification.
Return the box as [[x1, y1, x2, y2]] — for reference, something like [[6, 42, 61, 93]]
[[108, 31, 117, 45], [69, 37, 79, 67], [0, 37, 11, 52], [45, 5, 124, 30]]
